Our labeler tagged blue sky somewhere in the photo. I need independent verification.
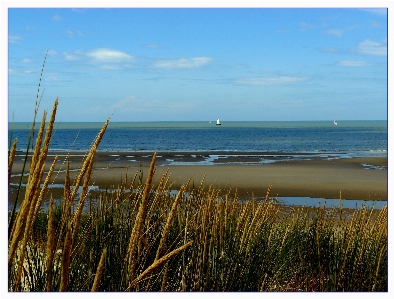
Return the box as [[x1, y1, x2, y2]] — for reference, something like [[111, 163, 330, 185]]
[[7, 6, 388, 122]]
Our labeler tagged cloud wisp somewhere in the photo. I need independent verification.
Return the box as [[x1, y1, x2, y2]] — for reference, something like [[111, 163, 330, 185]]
[[9, 35, 22, 44], [87, 48, 133, 63], [234, 76, 308, 86], [52, 15, 62, 21], [62, 48, 134, 70], [62, 49, 214, 72], [360, 8, 387, 16], [154, 57, 212, 69], [355, 40, 387, 56], [337, 59, 370, 67], [64, 48, 133, 62], [326, 29, 344, 37]]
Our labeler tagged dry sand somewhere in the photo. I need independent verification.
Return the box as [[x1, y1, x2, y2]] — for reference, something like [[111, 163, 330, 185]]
[[10, 151, 387, 201]]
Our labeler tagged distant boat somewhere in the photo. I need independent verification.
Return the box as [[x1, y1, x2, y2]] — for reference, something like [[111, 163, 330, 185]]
[[334, 120, 338, 126], [216, 119, 221, 125]]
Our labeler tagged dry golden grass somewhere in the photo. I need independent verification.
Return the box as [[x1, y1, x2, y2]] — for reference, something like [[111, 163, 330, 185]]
[[126, 152, 156, 282], [91, 247, 107, 292], [45, 194, 55, 291], [60, 221, 72, 291], [155, 184, 187, 261], [9, 99, 58, 291], [126, 240, 193, 291]]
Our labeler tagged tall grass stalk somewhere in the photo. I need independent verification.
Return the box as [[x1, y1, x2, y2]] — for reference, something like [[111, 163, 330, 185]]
[[45, 195, 55, 291], [126, 152, 156, 282], [91, 248, 107, 291]]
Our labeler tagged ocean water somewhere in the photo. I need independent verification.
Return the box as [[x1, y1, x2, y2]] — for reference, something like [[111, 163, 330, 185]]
[[8, 120, 388, 210], [8, 120, 387, 157]]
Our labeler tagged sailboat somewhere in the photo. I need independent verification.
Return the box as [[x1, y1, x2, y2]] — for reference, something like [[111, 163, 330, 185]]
[[216, 119, 221, 125], [334, 120, 338, 126]]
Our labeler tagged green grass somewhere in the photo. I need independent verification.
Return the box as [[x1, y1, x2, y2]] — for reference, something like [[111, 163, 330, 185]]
[[8, 97, 387, 291]]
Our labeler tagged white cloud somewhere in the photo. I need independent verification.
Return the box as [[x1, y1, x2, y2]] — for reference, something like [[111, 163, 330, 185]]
[[63, 53, 77, 61], [319, 47, 340, 54], [71, 8, 87, 13], [356, 40, 387, 56], [326, 29, 344, 37], [235, 76, 307, 86], [144, 44, 166, 49], [299, 21, 315, 30], [63, 48, 133, 70], [46, 75, 60, 81], [369, 20, 382, 28], [65, 30, 84, 38], [154, 57, 212, 69], [87, 48, 133, 63], [9, 35, 22, 43], [47, 50, 57, 57], [52, 15, 62, 21], [98, 65, 122, 70], [63, 51, 83, 61], [361, 8, 387, 16], [337, 59, 369, 67]]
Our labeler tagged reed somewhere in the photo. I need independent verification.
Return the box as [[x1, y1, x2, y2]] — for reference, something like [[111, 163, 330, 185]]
[[45, 195, 55, 291], [126, 240, 193, 290], [126, 152, 156, 281], [91, 248, 107, 291], [60, 221, 72, 291], [9, 99, 58, 291], [33, 155, 58, 224], [155, 184, 187, 260], [8, 112, 46, 258]]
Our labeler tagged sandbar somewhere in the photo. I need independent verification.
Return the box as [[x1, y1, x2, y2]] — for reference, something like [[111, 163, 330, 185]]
[[10, 151, 387, 201]]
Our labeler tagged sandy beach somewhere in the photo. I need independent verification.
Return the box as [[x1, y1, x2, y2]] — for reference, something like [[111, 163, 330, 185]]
[[10, 151, 387, 201]]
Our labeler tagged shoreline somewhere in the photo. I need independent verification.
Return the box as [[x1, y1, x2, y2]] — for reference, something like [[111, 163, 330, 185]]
[[14, 149, 388, 166], [10, 151, 387, 201]]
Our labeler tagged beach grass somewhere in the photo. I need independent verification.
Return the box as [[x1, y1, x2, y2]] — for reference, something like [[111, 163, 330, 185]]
[[8, 98, 387, 292]]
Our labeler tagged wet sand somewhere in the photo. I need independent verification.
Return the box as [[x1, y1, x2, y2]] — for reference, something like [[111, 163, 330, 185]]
[[10, 151, 387, 201]]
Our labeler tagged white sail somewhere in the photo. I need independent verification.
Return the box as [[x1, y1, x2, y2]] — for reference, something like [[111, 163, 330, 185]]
[[216, 119, 221, 125], [334, 120, 338, 125]]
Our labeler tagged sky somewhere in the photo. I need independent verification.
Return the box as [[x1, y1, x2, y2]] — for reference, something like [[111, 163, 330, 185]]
[[6, 4, 388, 122]]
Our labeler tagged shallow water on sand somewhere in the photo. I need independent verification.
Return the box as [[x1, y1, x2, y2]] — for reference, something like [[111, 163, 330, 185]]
[[8, 181, 387, 212], [277, 196, 387, 210]]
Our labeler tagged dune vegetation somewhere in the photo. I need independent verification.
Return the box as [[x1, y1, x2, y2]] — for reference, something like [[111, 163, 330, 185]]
[[7, 96, 388, 292]]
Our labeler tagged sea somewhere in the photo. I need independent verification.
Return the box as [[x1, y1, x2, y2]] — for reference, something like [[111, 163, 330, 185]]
[[8, 120, 388, 157], [8, 120, 388, 209]]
